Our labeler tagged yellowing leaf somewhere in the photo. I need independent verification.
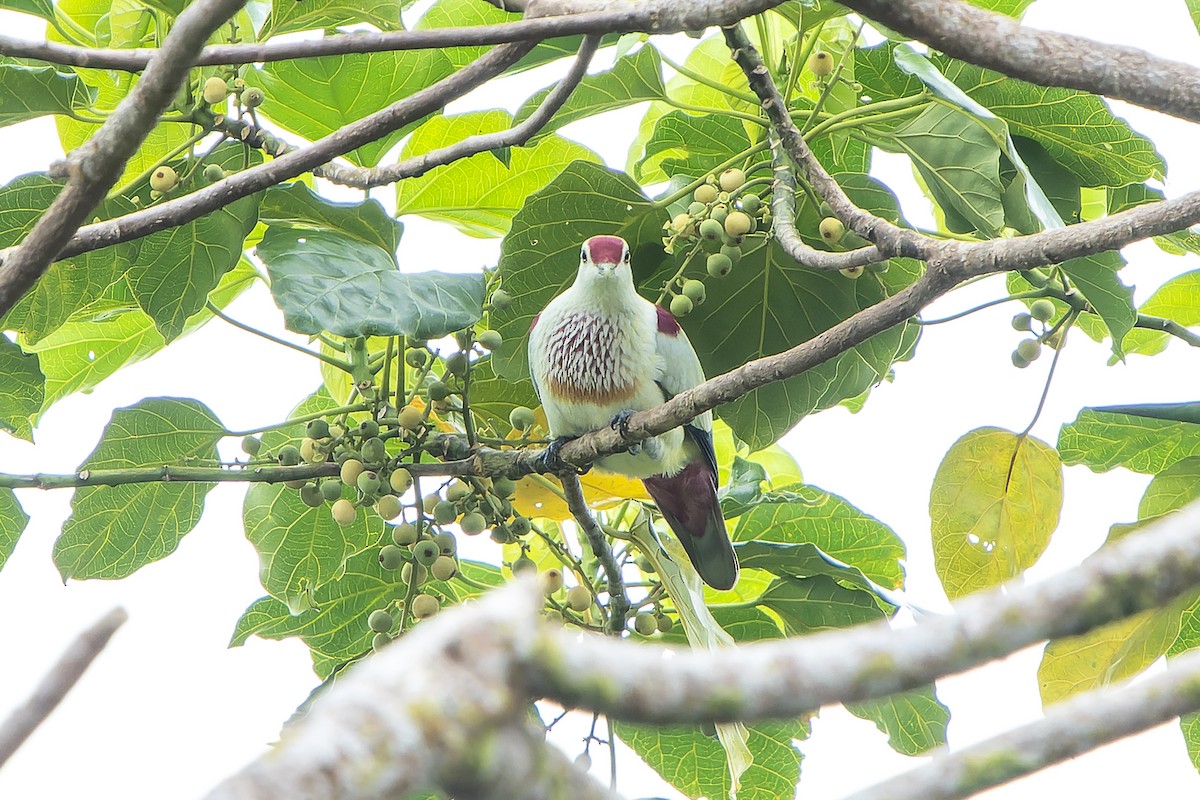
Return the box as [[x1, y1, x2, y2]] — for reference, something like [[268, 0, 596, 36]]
[[512, 471, 650, 522], [929, 427, 1063, 599]]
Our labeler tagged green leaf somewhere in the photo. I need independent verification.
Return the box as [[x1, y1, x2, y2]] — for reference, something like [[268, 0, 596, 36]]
[[231, 548, 406, 664], [638, 109, 754, 183], [891, 104, 1004, 236], [53, 398, 224, 581], [1058, 408, 1200, 474], [627, 38, 758, 183], [618, 720, 805, 800], [252, 50, 453, 167], [0, 489, 29, 574], [734, 540, 893, 608], [938, 59, 1163, 188], [1189, 0, 1200, 37], [468, 355, 540, 434], [929, 427, 1063, 599], [126, 144, 261, 340], [260, 0, 403, 37], [1120, 268, 1200, 358], [258, 228, 485, 339], [1140, 456, 1200, 519], [24, 260, 257, 415], [394, 110, 599, 237], [491, 161, 665, 380], [261, 182, 402, 256], [759, 574, 885, 633], [0, 334, 43, 441], [0, 174, 138, 343], [0, 60, 96, 126], [1059, 251, 1135, 358], [243, 480, 384, 614], [0, 0, 56, 21], [513, 45, 667, 142], [733, 488, 906, 590], [686, 237, 919, 450], [1039, 591, 1198, 705], [56, 70, 193, 185], [845, 685, 950, 756], [414, 0, 594, 72]]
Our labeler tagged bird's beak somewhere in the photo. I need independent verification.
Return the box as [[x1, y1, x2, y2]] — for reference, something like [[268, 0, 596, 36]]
[[595, 261, 617, 274]]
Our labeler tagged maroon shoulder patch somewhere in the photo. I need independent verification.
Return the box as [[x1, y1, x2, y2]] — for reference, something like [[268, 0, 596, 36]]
[[585, 235, 626, 264], [656, 305, 681, 336], [529, 311, 541, 332]]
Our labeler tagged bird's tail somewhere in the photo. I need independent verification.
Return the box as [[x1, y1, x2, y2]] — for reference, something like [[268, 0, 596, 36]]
[[642, 464, 739, 590]]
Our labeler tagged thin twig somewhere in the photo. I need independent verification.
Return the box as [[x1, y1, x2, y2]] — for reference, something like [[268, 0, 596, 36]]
[[318, 34, 600, 189], [0, 607, 128, 768], [766, 133, 885, 271], [842, 646, 1200, 800], [561, 473, 631, 636]]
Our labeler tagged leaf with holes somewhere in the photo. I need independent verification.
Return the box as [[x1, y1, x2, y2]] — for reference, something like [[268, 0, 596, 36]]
[[930, 427, 1062, 599]]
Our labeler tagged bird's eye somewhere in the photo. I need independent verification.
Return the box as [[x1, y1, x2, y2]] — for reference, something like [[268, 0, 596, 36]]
[[623, 250, 631, 263], [580, 248, 587, 262]]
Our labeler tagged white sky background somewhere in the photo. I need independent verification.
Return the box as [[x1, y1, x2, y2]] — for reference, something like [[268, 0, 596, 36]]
[[2, 1, 1200, 797]]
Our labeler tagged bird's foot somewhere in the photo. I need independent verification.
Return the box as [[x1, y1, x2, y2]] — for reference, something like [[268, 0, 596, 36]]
[[538, 436, 590, 475], [610, 410, 635, 439]]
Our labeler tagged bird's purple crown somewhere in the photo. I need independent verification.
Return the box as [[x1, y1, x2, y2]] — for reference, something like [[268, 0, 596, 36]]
[[585, 235, 625, 264]]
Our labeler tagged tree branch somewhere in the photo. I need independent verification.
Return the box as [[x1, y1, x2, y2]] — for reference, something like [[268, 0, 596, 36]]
[[206, 500, 1200, 796], [561, 473, 630, 635], [0, 0, 247, 318], [766, 133, 886, 271], [316, 34, 600, 189], [843, 647, 1200, 800], [842, 0, 1200, 124], [202, 579, 615, 800], [526, 500, 1200, 723], [0, 607, 128, 768], [0, 0, 784, 72]]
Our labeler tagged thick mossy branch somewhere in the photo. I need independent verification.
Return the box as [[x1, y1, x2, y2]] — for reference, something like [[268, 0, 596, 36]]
[[203, 502, 1200, 799], [203, 578, 613, 800]]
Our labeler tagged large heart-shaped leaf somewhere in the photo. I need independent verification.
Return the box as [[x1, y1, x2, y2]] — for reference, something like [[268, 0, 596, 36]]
[[0, 173, 139, 344], [252, 49, 453, 167], [258, 227, 485, 339], [260, 181, 402, 255], [395, 110, 598, 238], [929, 427, 1063, 599], [126, 145, 261, 340], [53, 398, 225, 581]]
